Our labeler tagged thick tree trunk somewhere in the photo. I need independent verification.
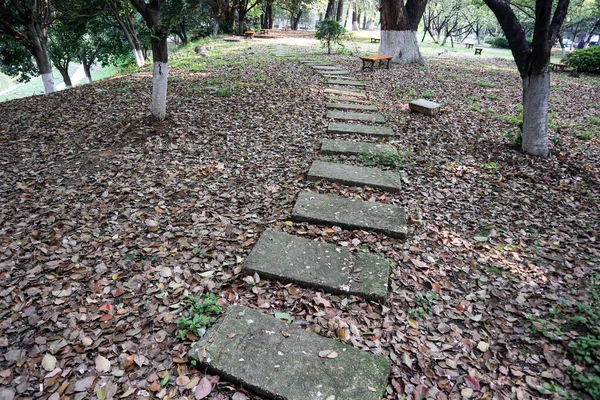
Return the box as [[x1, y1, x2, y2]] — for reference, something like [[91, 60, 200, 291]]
[[325, 0, 335, 19], [213, 19, 220, 35], [522, 72, 550, 157], [56, 65, 73, 89], [33, 46, 55, 94], [336, 0, 344, 22], [83, 63, 92, 83], [379, 30, 425, 64], [380, 0, 427, 64], [151, 29, 168, 121]]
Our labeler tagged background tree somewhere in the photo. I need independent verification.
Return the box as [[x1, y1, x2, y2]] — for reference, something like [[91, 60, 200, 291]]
[[0, 0, 55, 93], [315, 18, 345, 53], [47, 21, 82, 89], [130, 0, 169, 121], [379, 0, 428, 64], [482, 0, 570, 157], [106, 0, 146, 66]]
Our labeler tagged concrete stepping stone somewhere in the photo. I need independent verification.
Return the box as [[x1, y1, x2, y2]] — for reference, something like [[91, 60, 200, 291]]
[[322, 75, 353, 79], [327, 79, 365, 87], [312, 65, 345, 70], [409, 99, 441, 116], [308, 161, 400, 193], [189, 305, 391, 400], [327, 110, 386, 123], [224, 38, 242, 42], [326, 102, 378, 111], [328, 122, 395, 137], [324, 88, 366, 98], [326, 96, 373, 104], [292, 191, 407, 238], [245, 230, 390, 302], [321, 139, 397, 157]]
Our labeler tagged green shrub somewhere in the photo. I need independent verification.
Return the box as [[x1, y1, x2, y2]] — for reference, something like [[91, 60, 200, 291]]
[[489, 36, 510, 49], [315, 19, 346, 55], [176, 293, 222, 339], [566, 47, 600, 73]]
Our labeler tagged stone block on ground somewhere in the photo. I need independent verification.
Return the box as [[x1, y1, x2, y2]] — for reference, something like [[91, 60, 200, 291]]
[[328, 122, 395, 137], [312, 65, 345, 70], [321, 139, 397, 157], [245, 230, 390, 302], [322, 75, 353, 80], [327, 110, 386, 123], [326, 103, 378, 111], [308, 161, 400, 193], [324, 88, 366, 98], [326, 96, 373, 104], [189, 305, 391, 400], [292, 191, 407, 238], [408, 99, 441, 116], [327, 79, 366, 87], [317, 70, 351, 75]]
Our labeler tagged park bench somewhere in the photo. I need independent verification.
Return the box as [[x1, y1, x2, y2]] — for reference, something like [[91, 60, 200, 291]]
[[360, 54, 393, 71], [371, 38, 380, 43], [244, 30, 255, 39], [474, 47, 483, 55], [465, 43, 474, 48], [259, 28, 270, 35], [550, 62, 566, 71]]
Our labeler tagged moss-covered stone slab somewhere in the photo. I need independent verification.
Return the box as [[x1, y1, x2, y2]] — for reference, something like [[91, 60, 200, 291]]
[[292, 191, 407, 238], [327, 110, 386, 123], [322, 74, 353, 79], [312, 65, 345, 70], [189, 305, 391, 400], [327, 79, 366, 87], [308, 161, 400, 193], [328, 122, 395, 137], [326, 96, 373, 104], [321, 139, 397, 157], [326, 103, 378, 111], [324, 88, 367, 98], [245, 231, 390, 302], [408, 99, 441, 116], [317, 70, 351, 75]]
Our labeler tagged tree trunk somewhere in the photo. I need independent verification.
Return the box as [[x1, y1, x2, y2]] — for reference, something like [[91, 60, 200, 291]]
[[55, 64, 72, 89], [522, 72, 550, 157], [379, 30, 425, 64], [336, 0, 344, 22], [380, 0, 427, 64], [24, 21, 55, 94], [362, 14, 366, 29], [83, 63, 92, 83], [213, 18, 220, 35], [325, 0, 335, 19]]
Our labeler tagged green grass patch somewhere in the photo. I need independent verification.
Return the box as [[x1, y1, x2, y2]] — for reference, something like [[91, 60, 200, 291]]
[[476, 80, 495, 88], [176, 292, 222, 339], [359, 150, 408, 169], [421, 89, 434, 99]]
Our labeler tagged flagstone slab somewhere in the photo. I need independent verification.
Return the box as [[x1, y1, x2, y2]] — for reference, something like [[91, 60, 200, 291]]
[[308, 161, 400, 193], [328, 123, 395, 137], [189, 305, 391, 400], [324, 88, 366, 98], [312, 65, 345, 70], [322, 75, 353, 79], [317, 70, 350, 75], [292, 191, 407, 238], [327, 110, 386, 123], [245, 231, 390, 302], [326, 103, 378, 111], [326, 96, 373, 104], [321, 139, 397, 157], [326, 79, 366, 87], [409, 98, 441, 116]]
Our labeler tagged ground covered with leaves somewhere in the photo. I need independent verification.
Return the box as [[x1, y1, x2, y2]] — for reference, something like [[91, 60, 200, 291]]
[[0, 36, 599, 400]]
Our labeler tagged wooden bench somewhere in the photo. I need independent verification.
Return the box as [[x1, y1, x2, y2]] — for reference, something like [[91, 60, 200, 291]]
[[259, 28, 270, 35], [474, 47, 483, 55], [370, 38, 380, 43], [244, 30, 255, 39], [550, 62, 566, 71], [465, 43, 474, 48], [360, 54, 393, 71]]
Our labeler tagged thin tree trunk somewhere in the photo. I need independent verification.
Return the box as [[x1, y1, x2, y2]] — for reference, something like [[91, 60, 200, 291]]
[[213, 18, 220, 35], [325, 0, 335, 19], [522, 72, 550, 157], [56, 65, 73, 89], [336, 0, 344, 22], [83, 63, 92, 83]]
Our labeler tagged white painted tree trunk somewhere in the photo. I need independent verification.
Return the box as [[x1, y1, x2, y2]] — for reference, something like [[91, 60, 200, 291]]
[[521, 72, 550, 157], [366, 21, 374, 30], [213, 19, 219, 36], [152, 62, 168, 121], [352, 21, 359, 31], [137, 50, 145, 65], [41, 72, 56, 94], [379, 30, 425, 65]]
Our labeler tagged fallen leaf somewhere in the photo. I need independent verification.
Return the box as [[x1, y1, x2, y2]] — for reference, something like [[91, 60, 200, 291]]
[[194, 377, 212, 399], [318, 350, 338, 359], [95, 355, 111, 372], [41, 353, 57, 371]]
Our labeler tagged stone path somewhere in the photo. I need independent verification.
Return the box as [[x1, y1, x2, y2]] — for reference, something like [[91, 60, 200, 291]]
[[245, 231, 390, 302], [321, 139, 397, 156], [326, 79, 366, 87], [307, 161, 400, 193], [190, 305, 391, 400], [326, 102, 378, 111], [324, 88, 366, 98], [328, 122, 395, 137], [327, 110, 386, 123]]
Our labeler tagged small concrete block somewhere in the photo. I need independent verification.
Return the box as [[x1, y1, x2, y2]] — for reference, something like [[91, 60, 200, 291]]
[[326, 103, 378, 111], [324, 88, 366, 98], [245, 230, 390, 302], [308, 161, 400, 193], [327, 110, 386, 123], [189, 305, 391, 400], [327, 79, 365, 87], [292, 191, 407, 238], [408, 99, 441, 116], [321, 139, 397, 157], [328, 123, 395, 137]]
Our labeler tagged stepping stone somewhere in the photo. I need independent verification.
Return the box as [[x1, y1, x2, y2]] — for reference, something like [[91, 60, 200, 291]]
[[245, 231, 390, 302], [328, 122, 395, 137], [326, 102, 378, 111], [324, 88, 366, 98], [318, 71, 351, 76], [308, 161, 400, 193], [321, 139, 397, 157], [312, 65, 344, 70], [409, 99, 441, 116], [189, 305, 390, 400], [327, 79, 365, 87], [327, 110, 386, 123], [326, 96, 373, 104], [292, 192, 407, 238], [322, 75, 353, 79], [224, 38, 242, 42]]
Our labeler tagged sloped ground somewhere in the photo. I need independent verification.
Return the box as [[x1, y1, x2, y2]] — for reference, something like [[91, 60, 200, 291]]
[[0, 37, 599, 399]]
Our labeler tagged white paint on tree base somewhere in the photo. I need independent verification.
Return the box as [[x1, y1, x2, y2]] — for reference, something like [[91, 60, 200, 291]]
[[41, 73, 56, 94], [133, 50, 143, 67], [352, 22, 359, 31], [136, 49, 145, 65], [522, 72, 550, 157], [379, 30, 425, 65], [152, 62, 168, 121]]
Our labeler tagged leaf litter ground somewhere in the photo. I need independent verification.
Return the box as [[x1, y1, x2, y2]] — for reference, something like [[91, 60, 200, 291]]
[[0, 36, 599, 400]]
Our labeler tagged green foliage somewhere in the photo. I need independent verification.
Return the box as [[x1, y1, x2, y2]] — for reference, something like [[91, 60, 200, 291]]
[[360, 150, 409, 169], [576, 130, 597, 140], [488, 36, 510, 49], [421, 89, 434, 98], [0, 40, 37, 83], [566, 47, 600, 73], [588, 116, 600, 125], [315, 19, 346, 55], [176, 292, 222, 339], [476, 80, 495, 88], [409, 291, 438, 319], [215, 86, 235, 97]]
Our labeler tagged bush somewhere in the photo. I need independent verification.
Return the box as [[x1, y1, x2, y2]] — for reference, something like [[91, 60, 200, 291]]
[[489, 36, 510, 49], [315, 19, 346, 55], [566, 47, 600, 73]]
